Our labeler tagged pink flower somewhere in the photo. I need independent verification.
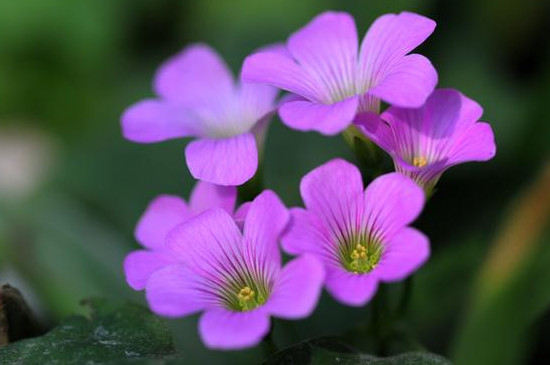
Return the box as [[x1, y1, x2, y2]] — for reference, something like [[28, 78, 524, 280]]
[[121, 44, 277, 186], [282, 159, 429, 306], [355, 89, 497, 194], [145, 191, 324, 350], [123, 181, 242, 290], [242, 11, 437, 135]]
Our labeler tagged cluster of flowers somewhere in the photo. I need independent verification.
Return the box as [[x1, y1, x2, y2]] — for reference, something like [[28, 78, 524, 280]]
[[121, 11, 496, 350]]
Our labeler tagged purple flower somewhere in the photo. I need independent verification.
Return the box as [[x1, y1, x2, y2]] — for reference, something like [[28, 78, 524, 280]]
[[145, 190, 325, 350], [355, 89, 497, 194], [241, 11, 437, 135], [121, 44, 278, 186], [124, 181, 242, 291], [282, 159, 429, 306]]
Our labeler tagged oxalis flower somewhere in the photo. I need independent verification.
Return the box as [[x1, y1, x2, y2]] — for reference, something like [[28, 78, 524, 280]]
[[355, 88, 497, 194], [282, 159, 429, 306], [124, 181, 244, 291], [146, 191, 325, 350], [121, 44, 277, 186], [241, 11, 437, 135]]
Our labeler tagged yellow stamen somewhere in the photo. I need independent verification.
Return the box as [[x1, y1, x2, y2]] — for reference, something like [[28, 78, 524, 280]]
[[412, 156, 427, 168], [238, 286, 255, 302]]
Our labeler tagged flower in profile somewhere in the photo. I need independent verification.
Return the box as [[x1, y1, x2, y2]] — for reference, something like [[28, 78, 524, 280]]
[[282, 159, 429, 306], [121, 44, 277, 186], [242, 11, 437, 135], [355, 88, 497, 194], [124, 181, 239, 291], [146, 191, 324, 349]]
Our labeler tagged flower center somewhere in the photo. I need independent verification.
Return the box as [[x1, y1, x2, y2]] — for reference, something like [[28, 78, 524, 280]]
[[338, 233, 383, 274], [235, 285, 266, 312], [412, 156, 428, 168]]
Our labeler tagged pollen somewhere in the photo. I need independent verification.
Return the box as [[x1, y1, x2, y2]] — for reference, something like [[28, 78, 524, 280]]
[[350, 243, 373, 272], [412, 156, 427, 168], [238, 286, 255, 302], [236, 285, 265, 312], [342, 237, 383, 274]]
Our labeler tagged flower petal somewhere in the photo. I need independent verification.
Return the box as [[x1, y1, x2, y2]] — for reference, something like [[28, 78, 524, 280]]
[[371, 89, 493, 167], [239, 82, 278, 121], [325, 266, 378, 306], [448, 122, 496, 165], [199, 309, 270, 350], [185, 133, 258, 186], [363, 173, 425, 242], [300, 158, 364, 230], [265, 255, 324, 319], [234, 202, 251, 230], [135, 195, 190, 250], [243, 190, 289, 274], [189, 181, 236, 215], [281, 208, 327, 257], [123, 250, 175, 290], [353, 112, 395, 153], [279, 96, 359, 135], [359, 12, 436, 107], [287, 11, 358, 104], [166, 208, 243, 273], [375, 227, 430, 282], [146, 265, 208, 317], [121, 99, 201, 143], [242, 51, 322, 102], [367, 54, 437, 108], [154, 44, 234, 107]]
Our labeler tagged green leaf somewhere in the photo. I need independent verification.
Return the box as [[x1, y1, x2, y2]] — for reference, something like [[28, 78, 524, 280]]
[[452, 165, 550, 365], [0, 299, 183, 364], [263, 338, 451, 365]]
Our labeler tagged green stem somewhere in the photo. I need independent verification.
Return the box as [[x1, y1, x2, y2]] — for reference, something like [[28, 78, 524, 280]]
[[371, 284, 389, 356], [342, 125, 384, 184], [260, 320, 278, 358], [397, 276, 414, 321]]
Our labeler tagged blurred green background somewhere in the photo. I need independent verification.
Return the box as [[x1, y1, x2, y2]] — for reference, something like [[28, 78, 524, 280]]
[[0, 0, 549, 364]]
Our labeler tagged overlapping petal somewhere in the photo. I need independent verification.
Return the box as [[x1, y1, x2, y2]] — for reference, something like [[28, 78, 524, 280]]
[[166, 208, 243, 272], [285, 159, 429, 307], [146, 265, 209, 317], [357, 89, 496, 191], [241, 51, 322, 103], [279, 96, 359, 135], [185, 133, 258, 186], [281, 208, 327, 257], [264, 255, 325, 319], [189, 181, 236, 215], [242, 11, 437, 135], [367, 54, 437, 108], [242, 190, 289, 273], [134, 195, 190, 250], [124, 250, 176, 290]]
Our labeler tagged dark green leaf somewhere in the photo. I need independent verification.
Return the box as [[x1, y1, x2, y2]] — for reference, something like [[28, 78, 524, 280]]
[[263, 338, 451, 365], [0, 298, 183, 364]]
